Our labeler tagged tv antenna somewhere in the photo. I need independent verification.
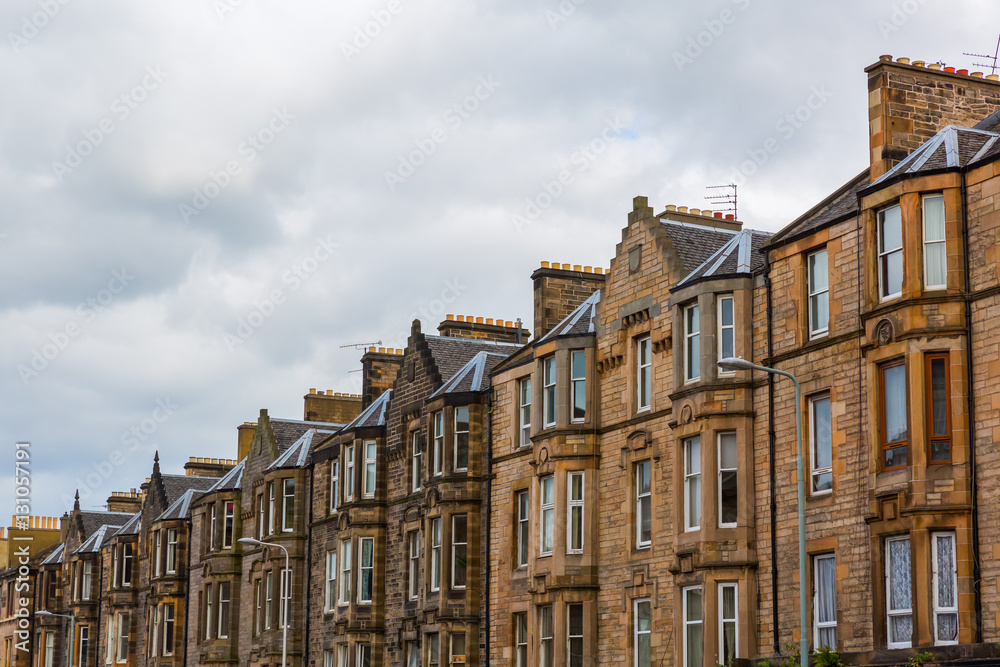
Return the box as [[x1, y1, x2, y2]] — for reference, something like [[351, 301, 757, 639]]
[[705, 183, 738, 220], [339, 340, 382, 350], [965, 35, 1000, 74]]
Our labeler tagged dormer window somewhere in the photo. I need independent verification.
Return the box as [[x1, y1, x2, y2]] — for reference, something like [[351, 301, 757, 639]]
[[923, 194, 946, 289], [879, 204, 903, 300]]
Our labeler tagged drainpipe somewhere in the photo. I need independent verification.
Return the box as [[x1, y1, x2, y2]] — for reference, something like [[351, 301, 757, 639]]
[[960, 171, 983, 643], [305, 472, 313, 666], [184, 518, 193, 666], [484, 389, 493, 667], [96, 555, 103, 667], [764, 253, 780, 656]]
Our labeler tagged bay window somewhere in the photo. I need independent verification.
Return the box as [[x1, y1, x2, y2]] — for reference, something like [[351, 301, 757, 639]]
[[885, 535, 912, 649], [880, 361, 908, 470], [540, 476, 554, 556], [543, 357, 556, 427], [571, 350, 586, 422], [717, 432, 737, 528], [923, 194, 946, 289], [454, 407, 469, 472], [684, 436, 701, 531], [932, 532, 959, 645], [879, 204, 903, 299], [684, 304, 700, 382], [926, 353, 952, 463]]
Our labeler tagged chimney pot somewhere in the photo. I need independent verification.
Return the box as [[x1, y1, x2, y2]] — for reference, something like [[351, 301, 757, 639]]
[[879, 54, 892, 62], [972, 71, 984, 78], [378, 347, 386, 353], [677, 206, 688, 213], [309, 388, 316, 394], [701, 210, 713, 217], [896, 57, 910, 64], [595, 267, 604, 274], [540, 261, 550, 268], [944, 66, 955, 73], [690, 208, 701, 215], [475, 317, 484, 324], [573, 264, 582, 272], [446, 314, 454, 320], [561, 263, 571, 270], [368, 346, 376, 352], [928, 63, 942, 70], [912, 60, 925, 67], [725, 214, 735, 221], [664, 204, 677, 212], [714, 212, 723, 218], [988, 74, 1000, 81], [957, 69, 968, 76], [326, 390, 333, 396], [584, 266, 592, 273], [486, 318, 494, 325]]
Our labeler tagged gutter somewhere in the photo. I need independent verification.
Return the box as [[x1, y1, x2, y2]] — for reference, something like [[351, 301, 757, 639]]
[[764, 253, 780, 656]]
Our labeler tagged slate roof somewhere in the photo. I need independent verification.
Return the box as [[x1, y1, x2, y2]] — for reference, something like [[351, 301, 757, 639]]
[[267, 427, 338, 471], [40, 543, 65, 566], [342, 390, 392, 430], [161, 474, 222, 506], [114, 511, 143, 537], [79, 510, 134, 539], [270, 418, 344, 453], [156, 488, 201, 521], [675, 229, 771, 288], [660, 218, 742, 277], [74, 524, 120, 554], [423, 335, 521, 383], [870, 125, 1000, 187], [204, 458, 246, 493], [429, 351, 510, 398], [766, 169, 868, 248], [537, 290, 601, 343]]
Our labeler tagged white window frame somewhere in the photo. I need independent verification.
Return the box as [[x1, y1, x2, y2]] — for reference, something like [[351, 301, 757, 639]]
[[264, 572, 273, 629], [808, 249, 829, 338], [257, 493, 265, 540], [324, 550, 337, 612], [567, 471, 584, 554], [218, 581, 230, 639], [115, 611, 129, 664], [112, 547, 119, 590], [339, 645, 350, 667], [162, 603, 175, 656], [539, 605, 554, 667], [430, 518, 442, 592], [540, 475, 554, 556], [637, 336, 652, 411], [122, 543, 132, 587], [82, 561, 92, 600], [330, 460, 340, 512], [411, 431, 422, 492], [363, 440, 377, 498], [254, 579, 262, 635], [885, 535, 913, 649], [223, 501, 234, 548], [433, 412, 444, 476], [810, 395, 833, 494], [106, 612, 114, 665], [155, 531, 162, 577], [268, 481, 276, 535], [684, 435, 701, 532], [932, 532, 959, 646], [515, 612, 528, 667], [209, 503, 217, 551], [636, 460, 651, 548], [78, 625, 89, 667], [450, 631, 466, 664], [279, 568, 291, 630], [205, 582, 214, 639], [166, 529, 177, 574], [813, 554, 837, 650], [567, 602, 583, 667], [879, 204, 904, 300], [408, 530, 420, 600], [718, 583, 738, 664], [570, 350, 586, 423], [453, 407, 469, 473], [282, 477, 295, 531], [517, 490, 529, 568], [717, 295, 735, 370], [682, 586, 703, 667], [339, 540, 352, 605], [923, 194, 947, 290], [717, 432, 737, 529], [684, 304, 700, 382], [519, 378, 532, 446], [452, 514, 467, 590], [345, 446, 355, 501], [356, 643, 372, 667], [543, 356, 556, 427], [634, 598, 651, 667], [358, 537, 374, 604]]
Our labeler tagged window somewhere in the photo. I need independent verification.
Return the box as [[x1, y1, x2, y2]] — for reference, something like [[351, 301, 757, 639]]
[[282, 478, 295, 531], [431, 518, 442, 592], [407, 642, 420, 667], [339, 540, 352, 604], [412, 432, 422, 492], [82, 561, 92, 599], [682, 586, 703, 667], [150, 606, 158, 658], [409, 530, 420, 600], [112, 545, 119, 590], [508, 613, 525, 667], [684, 436, 701, 531], [324, 650, 335, 667], [923, 194, 946, 289], [543, 357, 556, 427], [345, 446, 355, 500], [636, 461, 651, 547], [257, 494, 265, 540], [571, 350, 586, 422], [429, 634, 440, 667], [44, 632, 54, 667], [78, 626, 89, 667], [359, 537, 374, 603], [879, 204, 904, 299], [932, 532, 959, 645], [323, 550, 337, 611], [155, 530, 162, 576], [814, 554, 837, 649], [452, 515, 468, 589], [209, 503, 217, 550], [718, 432, 737, 528], [165, 529, 177, 574], [539, 605, 553, 667], [718, 295, 735, 361], [637, 336, 652, 411], [803, 250, 830, 340], [718, 583, 738, 664], [330, 460, 340, 511], [339, 645, 350, 667], [357, 643, 372, 667], [519, 378, 532, 446], [115, 612, 129, 663], [568, 603, 583, 667], [205, 582, 214, 639], [517, 490, 530, 568], [123, 544, 133, 586], [254, 579, 262, 634], [264, 572, 273, 629], [568, 472, 584, 553], [268, 481, 276, 534], [927, 353, 952, 463], [540, 476, 554, 556], [454, 407, 470, 472], [881, 361, 908, 469], [223, 501, 234, 548], [363, 440, 377, 497], [218, 582, 230, 638], [280, 568, 291, 629], [450, 632, 466, 664], [433, 412, 444, 476], [684, 304, 700, 381], [162, 603, 175, 656], [634, 598, 651, 667], [810, 395, 833, 492], [885, 535, 913, 649]]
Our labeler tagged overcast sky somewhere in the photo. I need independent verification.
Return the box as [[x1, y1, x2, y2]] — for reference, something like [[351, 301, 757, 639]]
[[2, 0, 997, 519]]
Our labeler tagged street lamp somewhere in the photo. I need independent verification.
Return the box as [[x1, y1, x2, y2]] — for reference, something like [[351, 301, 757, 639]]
[[239, 537, 290, 667], [718, 357, 807, 667], [35, 610, 75, 667]]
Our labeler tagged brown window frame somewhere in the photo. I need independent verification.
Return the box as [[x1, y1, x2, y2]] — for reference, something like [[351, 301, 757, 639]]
[[879, 359, 909, 471], [925, 352, 953, 464]]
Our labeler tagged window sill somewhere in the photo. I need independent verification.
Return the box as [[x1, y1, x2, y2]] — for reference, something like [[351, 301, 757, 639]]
[[809, 330, 829, 341]]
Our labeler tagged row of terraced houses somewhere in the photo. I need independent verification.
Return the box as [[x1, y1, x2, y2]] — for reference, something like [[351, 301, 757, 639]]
[[6, 54, 1000, 667]]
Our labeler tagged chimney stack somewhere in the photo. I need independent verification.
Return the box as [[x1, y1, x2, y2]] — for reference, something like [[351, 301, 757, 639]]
[[531, 263, 606, 340], [360, 348, 404, 409], [437, 315, 530, 344], [303, 390, 364, 424]]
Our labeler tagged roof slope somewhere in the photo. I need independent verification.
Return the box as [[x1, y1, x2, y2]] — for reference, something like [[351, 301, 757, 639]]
[[342, 390, 392, 430], [267, 427, 338, 471], [430, 351, 510, 398], [537, 290, 601, 343], [675, 229, 771, 288], [659, 219, 740, 277], [270, 418, 343, 452], [161, 474, 222, 505], [870, 125, 999, 187], [157, 488, 202, 521], [114, 511, 143, 537], [423, 335, 520, 383], [74, 524, 121, 554], [204, 458, 246, 493], [79, 510, 134, 538]]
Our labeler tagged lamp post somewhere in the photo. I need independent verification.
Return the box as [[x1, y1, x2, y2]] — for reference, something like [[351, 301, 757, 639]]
[[240, 537, 290, 667], [718, 357, 807, 667], [35, 610, 76, 667]]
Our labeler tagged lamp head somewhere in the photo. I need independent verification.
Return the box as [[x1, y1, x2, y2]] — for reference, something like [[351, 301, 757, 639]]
[[717, 356, 756, 371], [238, 537, 262, 547]]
